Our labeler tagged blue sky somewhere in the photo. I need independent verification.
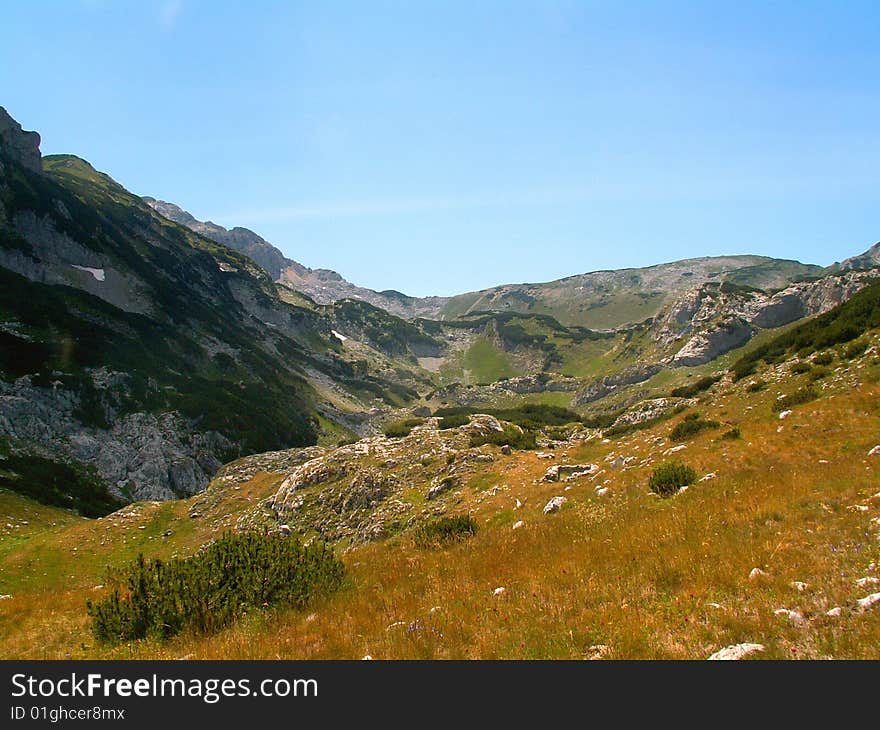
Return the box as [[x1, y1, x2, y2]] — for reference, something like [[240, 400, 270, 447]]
[[2, 1, 879, 296]]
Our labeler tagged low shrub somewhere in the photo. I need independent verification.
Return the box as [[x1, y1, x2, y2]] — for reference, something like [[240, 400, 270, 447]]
[[790, 361, 812, 374], [413, 514, 478, 548], [649, 462, 698, 496], [720, 427, 741, 440], [844, 339, 868, 360], [383, 417, 424, 438], [669, 413, 720, 441], [809, 366, 831, 381], [670, 375, 720, 398], [87, 532, 344, 644], [746, 380, 766, 393], [470, 424, 537, 450], [812, 351, 835, 366], [773, 386, 818, 412], [438, 414, 470, 430]]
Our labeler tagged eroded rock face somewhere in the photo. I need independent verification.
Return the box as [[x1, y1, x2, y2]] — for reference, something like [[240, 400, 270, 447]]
[[0, 373, 231, 501], [574, 363, 664, 406], [657, 269, 879, 366], [672, 317, 753, 366], [0, 107, 41, 173]]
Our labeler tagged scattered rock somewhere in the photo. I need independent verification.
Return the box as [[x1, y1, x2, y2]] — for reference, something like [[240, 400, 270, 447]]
[[707, 643, 765, 661], [855, 577, 880, 588], [869, 445, 880, 456], [825, 607, 842, 617], [773, 608, 806, 627], [0, 594, 12, 600], [500, 444, 512, 456], [857, 592, 880, 612], [493, 587, 506, 596], [699, 472, 717, 482], [542, 464, 598, 482], [278, 524, 291, 536], [595, 487, 609, 497], [426, 475, 457, 501], [749, 567, 768, 581], [543, 496, 567, 514], [790, 581, 809, 592], [512, 520, 524, 530], [778, 410, 792, 420], [585, 644, 611, 660], [362, 655, 373, 660]]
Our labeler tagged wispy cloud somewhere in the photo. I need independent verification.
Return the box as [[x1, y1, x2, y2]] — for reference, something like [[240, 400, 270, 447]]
[[158, 0, 184, 31]]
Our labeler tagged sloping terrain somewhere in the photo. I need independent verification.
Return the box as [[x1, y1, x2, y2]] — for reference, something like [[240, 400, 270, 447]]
[[0, 109, 427, 504], [2, 300, 880, 658]]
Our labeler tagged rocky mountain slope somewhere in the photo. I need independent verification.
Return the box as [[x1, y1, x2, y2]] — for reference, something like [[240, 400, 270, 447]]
[[0, 108, 427, 503], [143, 197, 449, 318]]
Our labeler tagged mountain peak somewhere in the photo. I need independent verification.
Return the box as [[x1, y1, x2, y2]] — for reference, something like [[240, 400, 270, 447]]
[[0, 107, 42, 173]]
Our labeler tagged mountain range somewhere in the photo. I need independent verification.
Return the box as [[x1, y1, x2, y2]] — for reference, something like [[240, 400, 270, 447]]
[[1, 104, 879, 506]]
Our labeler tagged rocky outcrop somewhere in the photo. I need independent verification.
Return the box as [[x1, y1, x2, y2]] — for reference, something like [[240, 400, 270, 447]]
[[672, 317, 753, 366], [574, 363, 664, 406], [0, 107, 41, 173], [0, 373, 231, 501], [658, 269, 879, 366], [433, 373, 580, 408]]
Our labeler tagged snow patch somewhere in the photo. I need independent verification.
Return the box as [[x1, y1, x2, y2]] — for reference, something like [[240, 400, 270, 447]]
[[71, 265, 105, 281]]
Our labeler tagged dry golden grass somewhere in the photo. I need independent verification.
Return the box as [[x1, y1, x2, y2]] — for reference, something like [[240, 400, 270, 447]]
[[2, 382, 880, 659]]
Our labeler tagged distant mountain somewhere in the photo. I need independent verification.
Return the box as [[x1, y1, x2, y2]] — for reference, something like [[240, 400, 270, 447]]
[[142, 197, 450, 319]]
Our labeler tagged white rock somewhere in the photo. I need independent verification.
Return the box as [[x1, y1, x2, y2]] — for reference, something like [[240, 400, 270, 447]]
[[774, 608, 806, 626], [869, 445, 880, 456], [699, 472, 717, 482], [0, 594, 12, 600], [543, 496, 567, 514], [677, 485, 689, 494], [707, 643, 765, 660], [664, 445, 687, 455], [279, 524, 291, 536], [493, 587, 506, 596], [331, 330, 348, 342], [362, 655, 373, 660], [595, 487, 609, 497], [856, 577, 880, 588], [749, 567, 768, 580], [790, 581, 809, 592], [514, 498, 523, 510], [778, 410, 792, 420], [857, 592, 880, 612], [512, 520, 525, 530], [825, 607, 842, 617]]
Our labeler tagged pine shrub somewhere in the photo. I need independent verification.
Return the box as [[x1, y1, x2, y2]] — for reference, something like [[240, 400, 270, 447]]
[[87, 532, 344, 644], [413, 514, 478, 548], [649, 462, 698, 496]]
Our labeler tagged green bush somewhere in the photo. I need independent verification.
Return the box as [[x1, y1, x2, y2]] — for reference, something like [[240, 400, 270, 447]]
[[469, 424, 537, 450], [843, 339, 868, 359], [382, 417, 424, 438], [790, 361, 812, 374], [670, 375, 720, 398], [809, 366, 831, 381], [669, 413, 720, 441], [774, 386, 818, 412], [87, 532, 344, 644], [438, 413, 470, 430], [720, 427, 741, 440], [812, 351, 834, 366], [649, 462, 698, 496], [413, 514, 478, 548]]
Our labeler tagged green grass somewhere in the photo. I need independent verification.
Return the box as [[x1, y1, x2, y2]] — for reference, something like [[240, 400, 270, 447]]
[[462, 336, 518, 384]]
